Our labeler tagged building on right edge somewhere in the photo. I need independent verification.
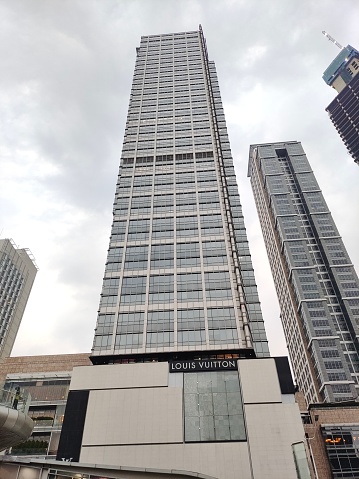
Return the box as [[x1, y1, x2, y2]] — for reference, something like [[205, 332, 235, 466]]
[[248, 141, 359, 477], [322, 43, 359, 165], [248, 141, 359, 405]]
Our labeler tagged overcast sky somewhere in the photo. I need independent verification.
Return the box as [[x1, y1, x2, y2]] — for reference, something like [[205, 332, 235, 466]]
[[1, 0, 358, 358]]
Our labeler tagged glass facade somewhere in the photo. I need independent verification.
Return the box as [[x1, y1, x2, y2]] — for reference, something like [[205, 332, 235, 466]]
[[322, 425, 359, 478], [91, 28, 269, 361], [248, 142, 359, 404], [184, 370, 246, 442]]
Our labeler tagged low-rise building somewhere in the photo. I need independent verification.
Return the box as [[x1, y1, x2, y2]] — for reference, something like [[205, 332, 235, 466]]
[[0, 353, 91, 458], [297, 392, 359, 478]]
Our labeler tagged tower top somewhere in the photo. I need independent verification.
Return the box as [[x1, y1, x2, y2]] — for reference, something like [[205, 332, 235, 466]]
[[322, 42, 359, 93]]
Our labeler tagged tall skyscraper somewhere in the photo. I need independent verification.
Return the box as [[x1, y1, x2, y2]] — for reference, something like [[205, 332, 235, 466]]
[[323, 43, 359, 165], [248, 141, 359, 405], [91, 26, 269, 363], [56, 31, 309, 479], [0, 238, 37, 359]]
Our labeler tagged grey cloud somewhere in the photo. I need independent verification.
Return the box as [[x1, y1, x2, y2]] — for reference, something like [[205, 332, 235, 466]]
[[4, 0, 358, 357]]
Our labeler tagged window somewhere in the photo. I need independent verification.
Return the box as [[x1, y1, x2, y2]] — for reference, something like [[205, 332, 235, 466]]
[[207, 307, 238, 344], [127, 219, 150, 241], [151, 244, 174, 269], [117, 312, 144, 333], [177, 273, 202, 302], [176, 192, 197, 212], [322, 425, 359, 477], [115, 333, 143, 349], [177, 242, 200, 268], [205, 271, 232, 301], [292, 442, 311, 479], [113, 197, 130, 216], [120, 276, 146, 304], [153, 194, 174, 214], [176, 215, 198, 237], [93, 334, 112, 350], [95, 314, 115, 336], [131, 196, 152, 215], [146, 310, 174, 347], [124, 245, 148, 270], [177, 309, 205, 345], [111, 221, 127, 241], [152, 217, 173, 239], [198, 191, 220, 209], [149, 274, 174, 303], [101, 278, 120, 296], [184, 371, 246, 442], [106, 247, 123, 263], [201, 214, 224, 236], [202, 240, 227, 266]]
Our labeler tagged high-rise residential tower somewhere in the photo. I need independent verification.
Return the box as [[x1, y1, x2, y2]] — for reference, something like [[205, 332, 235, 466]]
[[91, 26, 269, 363], [0, 239, 37, 359], [323, 43, 359, 165], [248, 141, 359, 405], [56, 30, 309, 479]]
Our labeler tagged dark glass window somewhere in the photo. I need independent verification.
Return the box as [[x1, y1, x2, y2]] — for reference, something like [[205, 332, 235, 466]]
[[177, 242, 200, 268], [149, 274, 174, 303], [177, 309, 205, 346], [146, 310, 174, 347], [176, 215, 198, 237], [120, 276, 147, 304], [124, 245, 148, 270], [152, 217, 173, 239], [177, 273, 203, 302], [151, 244, 174, 269]]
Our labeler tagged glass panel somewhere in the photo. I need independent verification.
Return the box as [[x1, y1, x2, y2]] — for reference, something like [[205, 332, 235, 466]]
[[198, 393, 213, 416], [185, 416, 200, 442], [214, 415, 230, 441], [213, 393, 228, 415], [229, 414, 245, 440], [183, 370, 246, 442], [200, 415, 215, 441], [292, 442, 311, 479], [184, 393, 199, 416], [184, 373, 198, 393], [227, 392, 243, 415]]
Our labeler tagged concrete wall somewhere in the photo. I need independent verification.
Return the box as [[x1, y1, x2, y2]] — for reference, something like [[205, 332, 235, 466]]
[[0, 353, 91, 381]]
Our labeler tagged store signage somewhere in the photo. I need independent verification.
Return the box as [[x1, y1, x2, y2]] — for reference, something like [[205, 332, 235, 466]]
[[169, 359, 238, 373]]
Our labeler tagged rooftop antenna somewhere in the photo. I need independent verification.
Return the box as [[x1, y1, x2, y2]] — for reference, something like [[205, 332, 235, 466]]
[[322, 31, 343, 50]]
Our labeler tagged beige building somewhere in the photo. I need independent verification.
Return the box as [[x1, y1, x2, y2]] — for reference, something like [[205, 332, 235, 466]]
[[57, 358, 311, 479]]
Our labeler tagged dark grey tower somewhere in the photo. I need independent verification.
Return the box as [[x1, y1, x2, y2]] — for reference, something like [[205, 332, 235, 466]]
[[248, 141, 359, 404], [322, 42, 359, 165]]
